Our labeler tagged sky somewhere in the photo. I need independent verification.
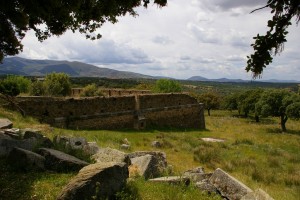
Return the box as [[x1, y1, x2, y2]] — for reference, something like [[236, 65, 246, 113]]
[[18, 0, 300, 81]]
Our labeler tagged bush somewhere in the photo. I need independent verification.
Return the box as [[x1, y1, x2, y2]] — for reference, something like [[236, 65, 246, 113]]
[[30, 81, 45, 96], [44, 73, 71, 96], [0, 75, 31, 96], [80, 84, 103, 97], [153, 79, 182, 93]]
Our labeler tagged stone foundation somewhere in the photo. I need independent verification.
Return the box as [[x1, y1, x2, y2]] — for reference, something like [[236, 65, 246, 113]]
[[13, 93, 205, 130]]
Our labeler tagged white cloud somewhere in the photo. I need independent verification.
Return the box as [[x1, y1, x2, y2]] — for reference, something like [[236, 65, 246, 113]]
[[14, 0, 300, 81]]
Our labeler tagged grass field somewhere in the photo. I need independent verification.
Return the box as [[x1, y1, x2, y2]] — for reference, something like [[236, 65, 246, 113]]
[[0, 107, 299, 199]]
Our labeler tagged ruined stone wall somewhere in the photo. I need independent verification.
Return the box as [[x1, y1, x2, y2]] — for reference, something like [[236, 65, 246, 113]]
[[70, 88, 151, 97], [15, 93, 205, 130]]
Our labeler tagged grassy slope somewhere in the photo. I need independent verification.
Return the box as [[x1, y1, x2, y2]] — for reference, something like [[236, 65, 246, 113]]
[[0, 107, 299, 199]]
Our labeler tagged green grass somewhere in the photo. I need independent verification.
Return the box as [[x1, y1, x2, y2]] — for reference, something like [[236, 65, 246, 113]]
[[1, 107, 300, 199]]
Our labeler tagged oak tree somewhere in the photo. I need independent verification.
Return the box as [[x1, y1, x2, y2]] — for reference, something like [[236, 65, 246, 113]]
[[0, 0, 167, 61], [247, 0, 300, 78]]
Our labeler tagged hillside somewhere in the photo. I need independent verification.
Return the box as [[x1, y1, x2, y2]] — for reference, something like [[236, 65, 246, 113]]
[[0, 57, 153, 79]]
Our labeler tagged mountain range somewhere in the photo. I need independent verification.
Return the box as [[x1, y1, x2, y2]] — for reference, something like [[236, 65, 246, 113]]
[[0, 57, 152, 79], [1, 57, 299, 83]]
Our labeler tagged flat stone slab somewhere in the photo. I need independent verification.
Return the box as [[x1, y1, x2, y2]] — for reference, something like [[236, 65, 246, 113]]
[[241, 189, 274, 200], [0, 118, 13, 129], [7, 147, 45, 171], [57, 162, 128, 200], [92, 147, 131, 165], [0, 138, 38, 157], [149, 176, 190, 186], [209, 168, 253, 200], [131, 154, 160, 179], [38, 148, 89, 172], [201, 138, 225, 142]]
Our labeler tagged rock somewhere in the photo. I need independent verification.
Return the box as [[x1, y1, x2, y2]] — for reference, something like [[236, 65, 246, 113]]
[[3, 128, 21, 139], [69, 137, 88, 150], [7, 147, 45, 171], [54, 135, 98, 155], [0, 131, 11, 139], [0, 118, 13, 129], [22, 129, 53, 148], [149, 176, 190, 186], [241, 189, 274, 200], [127, 151, 167, 170], [123, 138, 130, 145], [195, 180, 218, 194], [38, 148, 89, 172], [57, 162, 128, 200], [83, 142, 100, 155], [0, 138, 38, 157], [130, 154, 161, 179], [201, 138, 225, 142], [151, 141, 162, 148], [92, 147, 131, 165], [183, 166, 213, 182], [209, 168, 253, 200], [53, 135, 69, 146], [120, 144, 130, 150]]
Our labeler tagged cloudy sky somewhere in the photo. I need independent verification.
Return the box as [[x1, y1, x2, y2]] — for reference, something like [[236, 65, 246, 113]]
[[19, 0, 300, 81]]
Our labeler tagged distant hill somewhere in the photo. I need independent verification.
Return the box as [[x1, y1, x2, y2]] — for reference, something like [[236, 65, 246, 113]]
[[188, 76, 247, 83], [188, 76, 299, 83], [0, 57, 153, 79]]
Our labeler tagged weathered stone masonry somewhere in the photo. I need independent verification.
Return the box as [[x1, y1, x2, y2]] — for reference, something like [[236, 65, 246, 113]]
[[14, 93, 205, 130]]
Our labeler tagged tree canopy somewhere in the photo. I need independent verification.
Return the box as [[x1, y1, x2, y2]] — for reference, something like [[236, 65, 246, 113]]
[[255, 89, 300, 132], [247, 0, 300, 78], [153, 79, 182, 93], [0, 0, 167, 61]]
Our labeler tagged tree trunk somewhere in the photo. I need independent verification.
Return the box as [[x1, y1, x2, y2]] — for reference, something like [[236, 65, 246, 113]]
[[280, 114, 288, 132], [207, 109, 211, 116]]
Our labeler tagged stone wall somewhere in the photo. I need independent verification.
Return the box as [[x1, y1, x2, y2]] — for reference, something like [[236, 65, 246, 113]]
[[71, 88, 151, 97], [15, 94, 205, 130]]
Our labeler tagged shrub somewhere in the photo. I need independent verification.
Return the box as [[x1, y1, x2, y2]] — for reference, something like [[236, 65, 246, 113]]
[[80, 84, 103, 97], [44, 73, 71, 96], [153, 79, 182, 93], [30, 81, 45, 96], [0, 75, 31, 96]]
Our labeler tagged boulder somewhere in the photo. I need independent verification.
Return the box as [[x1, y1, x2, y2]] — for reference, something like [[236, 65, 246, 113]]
[[0, 131, 11, 139], [0, 118, 13, 129], [120, 144, 130, 150], [57, 162, 128, 200], [7, 147, 45, 171], [127, 151, 167, 170], [3, 128, 21, 139], [195, 180, 218, 194], [151, 141, 162, 148], [130, 154, 161, 179], [123, 138, 130, 145], [0, 137, 38, 157], [209, 168, 253, 200], [69, 137, 88, 150], [149, 176, 190, 186], [183, 166, 212, 182], [241, 189, 274, 200], [22, 129, 53, 148], [83, 142, 100, 155], [54, 135, 99, 155], [92, 147, 131, 165], [38, 148, 89, 172]]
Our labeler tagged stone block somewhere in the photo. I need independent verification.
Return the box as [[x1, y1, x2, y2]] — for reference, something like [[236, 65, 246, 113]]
[[209, 168, 253, 200], [38, 148, 89, 172], [57, 162, 128, 200]]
